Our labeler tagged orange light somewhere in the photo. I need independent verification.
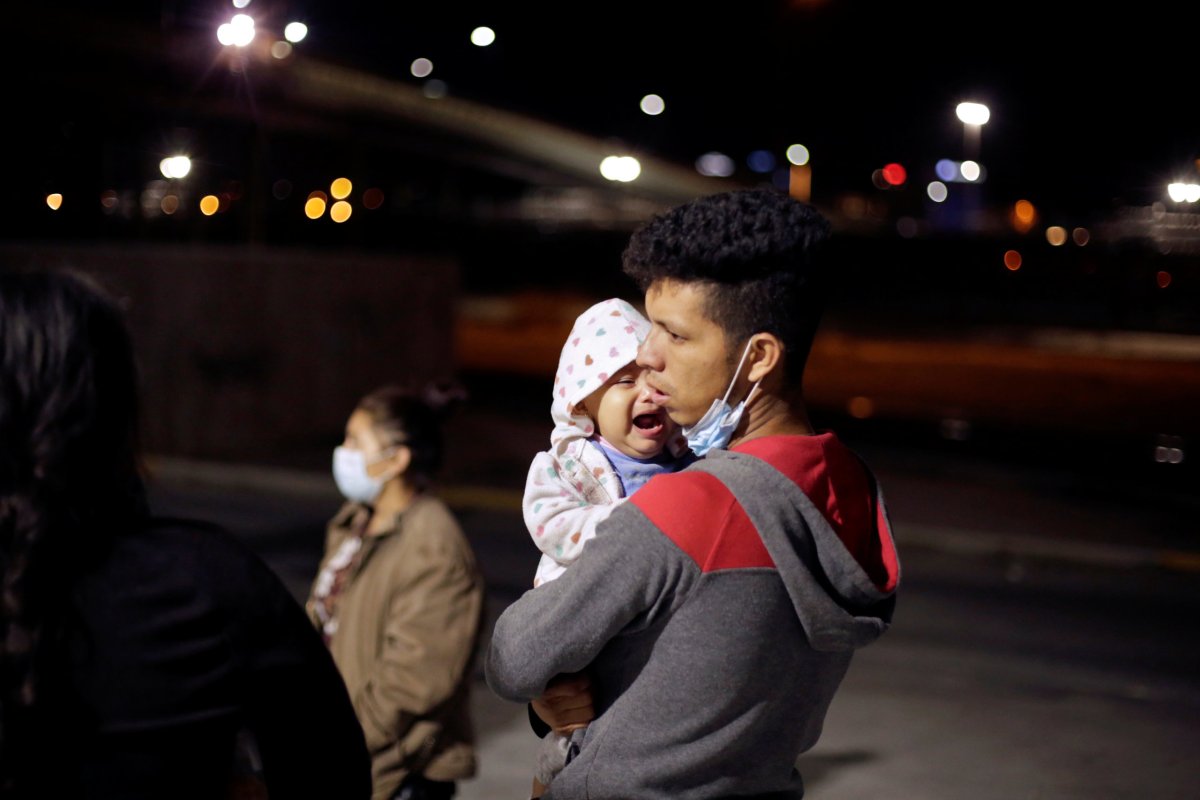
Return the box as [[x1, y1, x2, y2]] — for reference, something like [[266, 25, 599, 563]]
[[46, 193, 63, 210], [305, 197, 327, 219], [1012, 199, 1036, 233], [1045, 226, 1068, 246], [1004, 250, 1022, 271], [330, 178, 352, 200], [1157, 271, 1172, 289], [199, 195, 220, 216], [330, 200, 352, 223], [307, 190, 328, 202], [847, 396, 874, 419], [789, 164, 812, 202]]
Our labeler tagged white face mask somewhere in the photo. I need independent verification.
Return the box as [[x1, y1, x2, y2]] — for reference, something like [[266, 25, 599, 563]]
[[332, 445, 396, 504], [682, 339, 761, 457]]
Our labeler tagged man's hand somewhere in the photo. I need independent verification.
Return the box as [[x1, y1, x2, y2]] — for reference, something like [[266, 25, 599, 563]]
[[532, 672, 594, 734]]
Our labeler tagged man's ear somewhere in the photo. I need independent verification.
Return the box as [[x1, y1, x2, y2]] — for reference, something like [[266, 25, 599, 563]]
[[746, 332, 785, 384]]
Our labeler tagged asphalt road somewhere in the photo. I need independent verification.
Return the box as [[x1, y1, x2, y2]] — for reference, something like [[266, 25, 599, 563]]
[[146, 417, 1200, 798]]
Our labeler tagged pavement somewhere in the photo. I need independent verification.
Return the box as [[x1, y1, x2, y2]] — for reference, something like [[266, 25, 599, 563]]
[[144, 376, 1200, 799]]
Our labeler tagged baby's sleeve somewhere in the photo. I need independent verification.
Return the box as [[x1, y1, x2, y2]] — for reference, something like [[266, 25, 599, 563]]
[[522, 451, 625, 584]]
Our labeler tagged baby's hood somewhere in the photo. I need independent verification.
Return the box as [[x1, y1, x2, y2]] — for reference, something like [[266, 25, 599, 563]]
[[549, 298, 649, 450]]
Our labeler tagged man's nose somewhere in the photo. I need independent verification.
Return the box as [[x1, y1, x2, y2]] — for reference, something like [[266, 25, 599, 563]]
[[637, 332, 662, 370], [635, 373, 653, 402]]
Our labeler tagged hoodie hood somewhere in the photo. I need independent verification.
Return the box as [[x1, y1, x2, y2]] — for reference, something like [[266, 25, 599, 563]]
[[549, 298, 650, 449], [695, 448, 899, 652]]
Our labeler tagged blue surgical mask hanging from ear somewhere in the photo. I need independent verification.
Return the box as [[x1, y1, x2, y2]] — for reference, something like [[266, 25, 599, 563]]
[[682, 339, 762, 457], [332, 445, 397, 504]]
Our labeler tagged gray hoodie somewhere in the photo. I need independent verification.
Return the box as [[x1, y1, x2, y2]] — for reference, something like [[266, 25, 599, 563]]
[[487, 438, 899, 799]]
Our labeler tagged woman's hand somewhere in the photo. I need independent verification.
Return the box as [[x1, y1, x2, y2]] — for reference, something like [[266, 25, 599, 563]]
[[531, 672, 594, 735]]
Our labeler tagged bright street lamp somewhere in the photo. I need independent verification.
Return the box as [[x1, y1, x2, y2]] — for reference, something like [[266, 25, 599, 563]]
[[955, 101, 990, 160]]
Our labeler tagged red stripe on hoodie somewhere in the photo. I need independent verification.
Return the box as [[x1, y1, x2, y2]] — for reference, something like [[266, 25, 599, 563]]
[[631, 471, 773, 573], [735, 433, 898, 592]]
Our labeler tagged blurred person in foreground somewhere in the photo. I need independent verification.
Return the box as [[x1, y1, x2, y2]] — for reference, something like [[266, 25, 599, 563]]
[[0, 267, 371, 798], [487, 189, 901, 799], [307, 385, 484, 800]]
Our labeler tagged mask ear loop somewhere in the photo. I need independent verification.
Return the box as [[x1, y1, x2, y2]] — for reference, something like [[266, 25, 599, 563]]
[[720, 339, 757, 406]]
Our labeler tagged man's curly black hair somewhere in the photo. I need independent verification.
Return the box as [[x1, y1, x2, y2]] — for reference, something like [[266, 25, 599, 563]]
[[622, 188, 832, 388]]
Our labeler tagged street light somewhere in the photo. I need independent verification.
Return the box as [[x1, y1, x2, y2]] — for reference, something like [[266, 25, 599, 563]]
[[955, 101, 990, 160], [217, 14, 256, 47], [159, 155, 192, 180]]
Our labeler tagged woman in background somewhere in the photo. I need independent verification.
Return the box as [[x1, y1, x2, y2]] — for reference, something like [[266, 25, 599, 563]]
[[0, 267, 371, 798], [309, 385, 484, 800]]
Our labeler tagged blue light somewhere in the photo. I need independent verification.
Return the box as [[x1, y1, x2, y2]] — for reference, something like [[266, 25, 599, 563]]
[[747, 150, 776, 174], [935, 159, 958, 182]]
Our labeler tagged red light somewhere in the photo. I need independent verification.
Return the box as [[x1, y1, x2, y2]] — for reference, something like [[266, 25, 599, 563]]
[[1157, 271, 1172, 289], [882, 163, 907, 186]]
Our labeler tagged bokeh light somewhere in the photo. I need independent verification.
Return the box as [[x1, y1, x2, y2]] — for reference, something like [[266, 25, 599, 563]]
[[200, 195, 220, 216], [271, 41, 292, 59], [1004, 250, 1022, 271], [1045, 226, 1068, 246], [785, 144, 810, 166], [956, 102, 991, 125], [640, 94, 665, 116], [362, 188, 385, 210], [330, 177, 353, 200], [748, 150, 776, 173], [1012, 199, 1037, 233], [896, 217, 919, 238], [330, 200, 352, 223], [423, 80, 448, 99], [284, 22, 308, 43], [847, 397, 875, 419], [935, 159, 958, 182], [46, 193, 63, 210], [696, 152, 735, 177], [1072, 227, 1090, 246], [882, 163, 907, 186], [960, 160, 981, 182], [222, 14, 256, 47], [1156, 271, 1172, 289], [471, 26, 496, 46], [233, 0, 252, 8], [411, 58, 434, 78], [600, 155, 641, 183], [161, 195, 180, 215], [159, 155, 192, 179], [100, 190, 119, 212], [305, 196, 327, 219], [926, 181, 948, 203]]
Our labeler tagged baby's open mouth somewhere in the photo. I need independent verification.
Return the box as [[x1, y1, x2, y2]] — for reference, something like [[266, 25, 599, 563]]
[[633, 412, 664, 435]]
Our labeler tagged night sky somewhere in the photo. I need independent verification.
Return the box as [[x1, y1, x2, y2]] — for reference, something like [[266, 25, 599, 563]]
[[289, 0, 1197, 217], [14, 1, 1199, 220]]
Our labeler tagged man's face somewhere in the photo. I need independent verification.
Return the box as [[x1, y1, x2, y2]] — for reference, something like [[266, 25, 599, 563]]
[[637, 278, 734, 427]]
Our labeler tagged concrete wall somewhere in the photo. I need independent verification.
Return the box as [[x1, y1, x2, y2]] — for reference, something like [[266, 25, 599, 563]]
[[2, 243, 459, 459]]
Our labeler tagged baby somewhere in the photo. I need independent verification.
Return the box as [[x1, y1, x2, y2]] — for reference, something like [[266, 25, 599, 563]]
[[521, 297, 693, 793]]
